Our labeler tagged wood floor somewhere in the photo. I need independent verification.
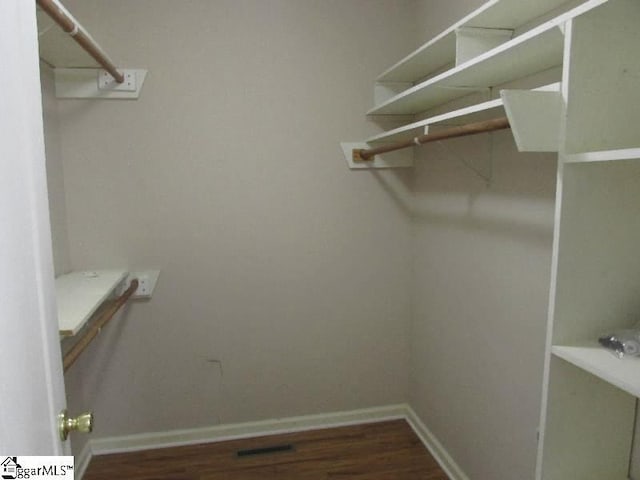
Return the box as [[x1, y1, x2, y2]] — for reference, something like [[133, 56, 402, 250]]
[[83, 420, 450, 479]]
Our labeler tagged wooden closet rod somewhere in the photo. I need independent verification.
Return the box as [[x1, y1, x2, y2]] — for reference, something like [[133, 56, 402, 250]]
[[354, 116, 511, 162], [63, 279, 138, 372], [36, 0, 125, 83]]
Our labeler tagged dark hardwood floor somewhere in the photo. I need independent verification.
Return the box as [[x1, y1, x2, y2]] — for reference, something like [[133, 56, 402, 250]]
[[83, 420, 450, 479]]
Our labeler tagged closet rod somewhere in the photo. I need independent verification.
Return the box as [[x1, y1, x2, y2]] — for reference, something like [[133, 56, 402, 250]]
[[63, 279, 138, 372], [354, 116, 511, 162], [36, 0, 125, 83]]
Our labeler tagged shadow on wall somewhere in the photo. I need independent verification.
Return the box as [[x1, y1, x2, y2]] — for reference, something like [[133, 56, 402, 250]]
[[369, 130, 557, 247]]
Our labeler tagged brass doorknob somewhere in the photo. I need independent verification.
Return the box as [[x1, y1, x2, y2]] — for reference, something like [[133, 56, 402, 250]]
[[58, 409, 94, 441]]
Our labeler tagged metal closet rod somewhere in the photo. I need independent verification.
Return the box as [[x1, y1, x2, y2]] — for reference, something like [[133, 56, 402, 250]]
[[354, 116, 511, 162], [63, 279, 138, 372], [36, 0, 125, 83]]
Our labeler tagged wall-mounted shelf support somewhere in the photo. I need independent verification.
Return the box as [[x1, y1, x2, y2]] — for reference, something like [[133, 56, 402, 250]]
[[374, 82, 413, 106], [432, 129, 494, 183], [54, 68, 148, 99], [340, 142, 413, 170], [455, 27, 513, 66], [117, 270, 161, 299], [501, 89, 562, 152]]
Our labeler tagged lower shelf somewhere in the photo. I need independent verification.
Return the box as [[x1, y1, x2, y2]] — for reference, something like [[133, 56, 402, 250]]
[[552, 343, 640, 398], [56, 269, 128, 336]]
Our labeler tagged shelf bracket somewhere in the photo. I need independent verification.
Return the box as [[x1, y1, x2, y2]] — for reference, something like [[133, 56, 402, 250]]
[[340, 142, 414, 169], [432, 131, 493, 184], [54, 68, 148, 99], [500, 89, 562, 152], [374, 82, 413, 106], [455, 27, 514, 66]]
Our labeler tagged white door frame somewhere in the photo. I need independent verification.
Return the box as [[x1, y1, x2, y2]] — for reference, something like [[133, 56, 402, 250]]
[[0, 0, 68, 455]]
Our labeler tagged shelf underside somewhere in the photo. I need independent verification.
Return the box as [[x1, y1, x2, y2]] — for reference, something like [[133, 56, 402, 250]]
[[56, 269, 128, 336], [553, 344, 640, 398]]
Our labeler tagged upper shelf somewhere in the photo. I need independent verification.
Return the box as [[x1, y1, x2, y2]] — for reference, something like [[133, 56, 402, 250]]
[[369, 0, 608, 116], [378, 0, 581, 83], [56, 269, 128, 336], [369, 25, 562, 115]]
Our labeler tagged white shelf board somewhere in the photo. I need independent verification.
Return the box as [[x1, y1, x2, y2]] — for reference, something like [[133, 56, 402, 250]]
[[56, 269, 128, 336], [552, 343, 640, 398], [564, 148, 640, 163], [378, 0, 584, 83], [366, 99, 503, 144], [366, 82, 560, 145], [370, 25, 562, 115], [369, 0, 606, 116], [501, 89, 562, 152]]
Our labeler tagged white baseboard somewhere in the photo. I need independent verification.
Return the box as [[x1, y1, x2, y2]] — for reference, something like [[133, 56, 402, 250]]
[[90, 404, 407, 455], [81, 404, 467, 480], [404, 406, 470, 480]]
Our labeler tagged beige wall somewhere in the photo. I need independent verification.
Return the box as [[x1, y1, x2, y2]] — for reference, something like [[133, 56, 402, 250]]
[[409, 136, 556, 480], [413, 0, 486, 43], [55, 0, 416, 442], [44, 1, 558, 477], [409, 2, 557, 479]]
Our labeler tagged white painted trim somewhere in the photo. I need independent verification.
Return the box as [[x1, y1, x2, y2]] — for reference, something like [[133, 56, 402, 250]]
[[90, 404, 407, 455], [74, 442, 92, 480], [405, 406, 470, 480], [81, 404, 466, 480]]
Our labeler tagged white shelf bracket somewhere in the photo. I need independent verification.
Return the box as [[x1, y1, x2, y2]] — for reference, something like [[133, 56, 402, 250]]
[[500, 89, 562, 152], [98, 69, 137, 92], [374, 82, 413, 106], [455, 27, 514, 66], [54, 68, 148, 99], [116, 270, 161, 299], [340, 142, 414, 170], [432, 131, 493, 184]]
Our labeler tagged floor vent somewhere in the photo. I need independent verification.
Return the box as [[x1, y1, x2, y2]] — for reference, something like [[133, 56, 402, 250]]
[[236, 444, 294, 457]]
